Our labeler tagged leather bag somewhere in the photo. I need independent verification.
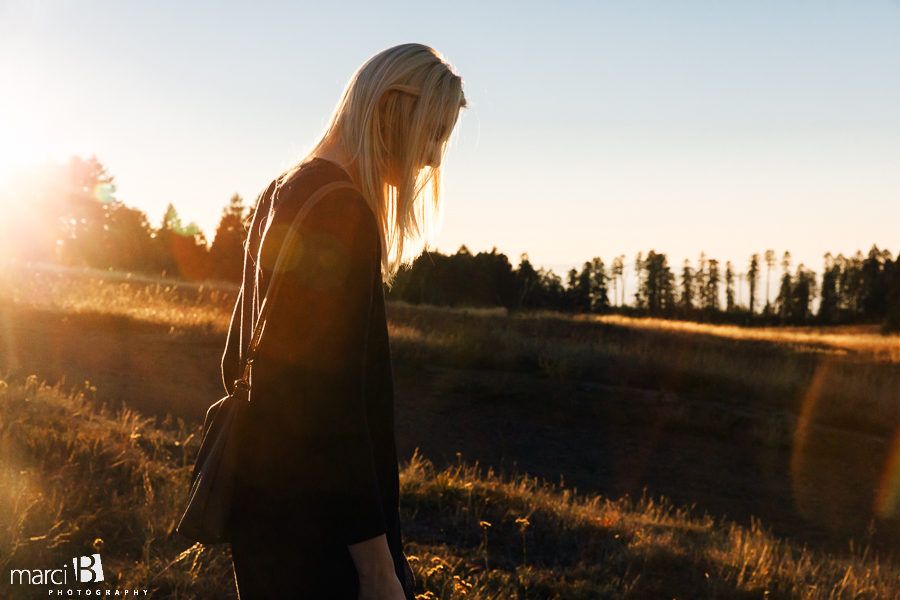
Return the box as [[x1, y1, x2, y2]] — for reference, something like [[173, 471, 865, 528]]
[[176, 179, 359, 544]]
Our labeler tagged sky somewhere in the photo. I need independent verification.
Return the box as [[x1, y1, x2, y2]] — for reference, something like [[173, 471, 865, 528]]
[[1, 0, 898, 303]]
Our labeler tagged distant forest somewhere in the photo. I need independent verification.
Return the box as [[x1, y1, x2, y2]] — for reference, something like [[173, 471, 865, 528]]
[[3, 155, 898, 332]]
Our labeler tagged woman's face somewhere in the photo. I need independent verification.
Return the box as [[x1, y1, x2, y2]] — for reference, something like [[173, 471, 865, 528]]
[[417, 119, 454, 171], [382, 95, 457, 181], [384, 122, 450, 182]]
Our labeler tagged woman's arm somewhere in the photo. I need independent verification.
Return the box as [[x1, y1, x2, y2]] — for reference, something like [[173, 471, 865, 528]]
[[348, 533, 395, 578], [349, 534, 407, 599]]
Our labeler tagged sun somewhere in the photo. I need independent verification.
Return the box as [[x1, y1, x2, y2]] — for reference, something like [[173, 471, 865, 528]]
[[0, 86, 92, 190], [0, 127, 49, 188]]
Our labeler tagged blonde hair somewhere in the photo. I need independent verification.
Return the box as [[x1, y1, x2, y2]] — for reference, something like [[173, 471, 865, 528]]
[[281, 43, 467, 284]]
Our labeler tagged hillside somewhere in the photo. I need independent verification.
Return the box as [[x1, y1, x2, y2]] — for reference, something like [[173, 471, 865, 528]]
[[1, 376, 898, 599], [2, 264, 900, 597]]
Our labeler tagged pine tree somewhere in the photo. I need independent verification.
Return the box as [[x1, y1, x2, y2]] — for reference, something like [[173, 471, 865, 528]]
[[153, 204, 208, 279], [611, 254, 625, 307], [706, 258, 720, 311], [725, 261, 735, 312], [638, 251, 675, 315], [589, 257, 610, 313], [694, 252, 708, 310], [818, 252, 840, 324], [793, 265, 817, 324], [513, 253, 541, 310], [103, 201, 155, 272], [209, 193, 248, 283], [680, 259, 694, 311], [764, 249, 776, 315], [747, 254, 760, 314], [57, 156, 117, 267], [633, 252, 645, 310], [775, 251, 792, 323]]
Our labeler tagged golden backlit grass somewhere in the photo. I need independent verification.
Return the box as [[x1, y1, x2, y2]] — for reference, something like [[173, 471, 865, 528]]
[[2, 376, 899, 599], [2, 262, 899, 441], [583, 313, 900, 363], [385, 301, 900, 439], [0, 261, 236, 333]]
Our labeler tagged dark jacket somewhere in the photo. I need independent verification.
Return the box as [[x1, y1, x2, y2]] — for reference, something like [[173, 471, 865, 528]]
[[222, 158, 404, 564]]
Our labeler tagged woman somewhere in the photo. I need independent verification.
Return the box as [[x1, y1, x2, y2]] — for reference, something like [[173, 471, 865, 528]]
[[221, 43, 466, 599]]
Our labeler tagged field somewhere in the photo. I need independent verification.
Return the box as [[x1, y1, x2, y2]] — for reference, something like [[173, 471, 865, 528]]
[[2, 261, 900, 599]]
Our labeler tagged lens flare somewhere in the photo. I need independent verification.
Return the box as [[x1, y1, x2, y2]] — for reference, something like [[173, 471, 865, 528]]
[[790, 358, 831, 524], [875, 427, 900, 519], [93, 182, 115, 204]]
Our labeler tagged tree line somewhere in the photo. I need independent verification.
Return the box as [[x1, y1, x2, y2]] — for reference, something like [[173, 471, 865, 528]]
[[1, 155, 248, 283], [384, 245, 900, 332], [2, 155, 897, 333]]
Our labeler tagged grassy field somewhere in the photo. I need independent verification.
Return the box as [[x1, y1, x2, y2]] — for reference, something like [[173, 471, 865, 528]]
[[2, 376, 899, 599], [2, 261, 900, 598]]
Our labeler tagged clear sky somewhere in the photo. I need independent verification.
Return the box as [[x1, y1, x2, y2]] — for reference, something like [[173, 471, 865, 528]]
[[1, 0, 898, 299]]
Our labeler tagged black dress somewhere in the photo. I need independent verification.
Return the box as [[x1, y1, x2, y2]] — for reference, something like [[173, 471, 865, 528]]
[[221, 158, 415, 599]]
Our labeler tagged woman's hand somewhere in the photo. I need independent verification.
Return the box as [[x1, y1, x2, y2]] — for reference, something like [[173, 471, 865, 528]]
[[358, 567, 406, 600]]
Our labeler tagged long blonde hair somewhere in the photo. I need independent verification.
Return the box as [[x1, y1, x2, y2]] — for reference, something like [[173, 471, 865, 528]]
[[281, 43, 466, 284]]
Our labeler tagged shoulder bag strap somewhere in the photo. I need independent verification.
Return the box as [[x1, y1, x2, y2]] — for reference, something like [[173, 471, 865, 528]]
[[232, 179, 360, 392]]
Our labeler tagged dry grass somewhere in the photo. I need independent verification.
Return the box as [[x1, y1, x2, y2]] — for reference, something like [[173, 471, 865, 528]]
[[384, 301, 900, 440], [2, 263, 898, 440], [582, 313, 900, 363], [0, 260, 236, 333], [3, 264, 900, 596], [2, 376, 900, 599]]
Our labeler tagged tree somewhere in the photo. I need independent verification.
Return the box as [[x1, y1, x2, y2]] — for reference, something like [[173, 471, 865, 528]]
[[611, 254, 625, 307], [775, 252, 792, 323], [841, 251, 865, 316], [209, 193, 248, 283], [153, 204, 209, 279], [725, 261, 735, 312], [57, 155, 117, 268], [513, 253, 541, 310], [103, 201, 155, 271], [764, 249, 776, 315], [790, 264, 818, 324], [566, 266, 590, 312], [589, 256, 610, 313], [637, 250, 676, 316], [860, 245, 891, 319], [705, 258, 720, 312], [680, 259, 694, 311], [694, 252, 708, 310], [818, 252, 840, 325], [539, 268, 566, 308], [747, 254, 760, 314], [633, 252, 645, 309]]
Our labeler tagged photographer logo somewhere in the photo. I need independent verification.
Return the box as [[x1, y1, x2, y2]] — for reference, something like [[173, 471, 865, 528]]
[[9, 552, 148, 595], [73, 553, 104, 583]]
